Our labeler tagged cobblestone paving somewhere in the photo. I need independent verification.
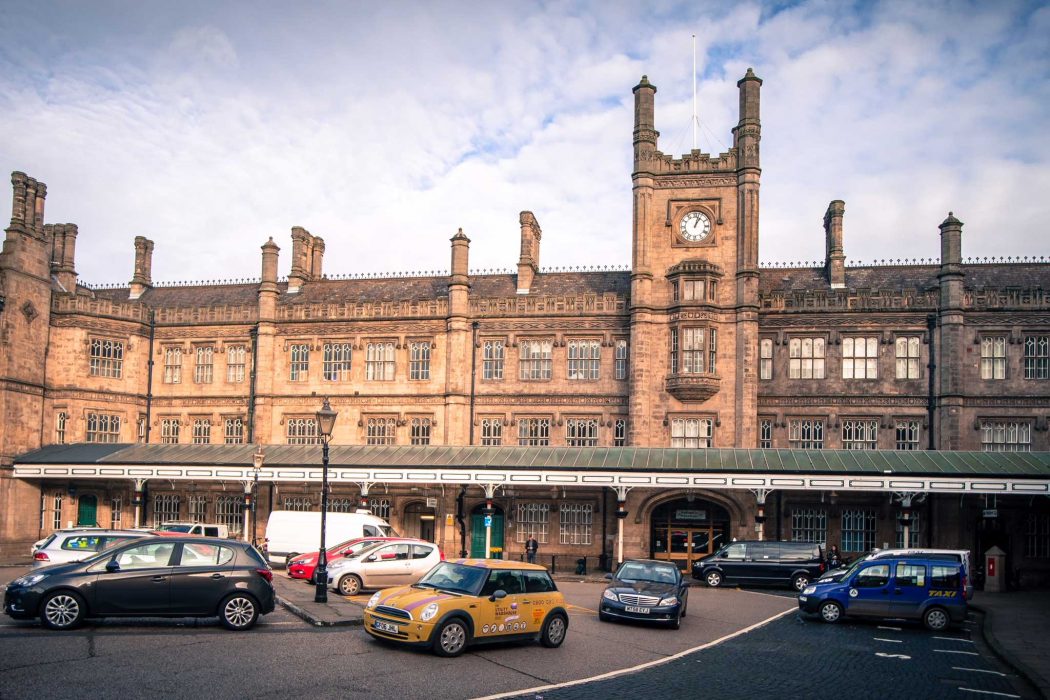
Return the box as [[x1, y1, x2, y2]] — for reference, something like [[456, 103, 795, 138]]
[[504, 611, 1033, 700]]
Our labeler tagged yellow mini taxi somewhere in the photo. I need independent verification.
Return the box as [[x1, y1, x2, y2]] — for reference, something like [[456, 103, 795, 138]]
[[363, 559, 568, 657]]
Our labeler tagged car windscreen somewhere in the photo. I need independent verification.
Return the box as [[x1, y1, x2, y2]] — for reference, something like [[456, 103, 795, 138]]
[[416, 562, 488, 595], [616, 562, 678, 584]]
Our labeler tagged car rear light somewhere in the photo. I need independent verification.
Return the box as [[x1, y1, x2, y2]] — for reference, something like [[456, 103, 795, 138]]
[[33, 551, 49, 562], [819, 562, 825, 573], [255, 568, 274, 583]]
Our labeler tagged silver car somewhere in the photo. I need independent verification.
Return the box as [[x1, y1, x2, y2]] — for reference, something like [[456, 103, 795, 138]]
[[32, 529, 148, 569], [327, 540, 442, 595]]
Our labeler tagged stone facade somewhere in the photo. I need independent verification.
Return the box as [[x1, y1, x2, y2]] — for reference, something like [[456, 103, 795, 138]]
[[1, 71, 1049, 584]]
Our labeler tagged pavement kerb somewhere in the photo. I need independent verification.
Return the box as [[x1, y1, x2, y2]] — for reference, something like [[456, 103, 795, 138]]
[[969, 602, 1049, 700], [275, 595, 362, 628]]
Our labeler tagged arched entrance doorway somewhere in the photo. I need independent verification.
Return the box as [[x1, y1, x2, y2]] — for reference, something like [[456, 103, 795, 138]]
[[469, 504, 505, 558], [404, 501, 437, 542], [76, 494, 98, 527], [651, 497, 731, 571]]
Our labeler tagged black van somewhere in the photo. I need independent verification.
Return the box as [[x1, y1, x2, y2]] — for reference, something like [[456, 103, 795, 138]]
[[692, 541, 825, 591]]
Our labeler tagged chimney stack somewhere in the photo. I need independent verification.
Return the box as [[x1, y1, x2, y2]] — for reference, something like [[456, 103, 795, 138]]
[[8, 171, 47, 238], [310, 237, 325, 280], [632, 76, 658, 167], [259, 237, 280, 321], [51, 223, 79, 292], [129, 236, 154, 300], [824, 200, 845, 288], [517, 211, 542, 294]]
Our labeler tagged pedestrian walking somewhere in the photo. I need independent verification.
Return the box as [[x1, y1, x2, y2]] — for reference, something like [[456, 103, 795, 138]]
[[827, 544, 843, 570], [525, 534, 539, 564]]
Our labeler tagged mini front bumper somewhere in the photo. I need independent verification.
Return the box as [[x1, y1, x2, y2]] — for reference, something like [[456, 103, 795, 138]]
[[362, 609, 435, 646]]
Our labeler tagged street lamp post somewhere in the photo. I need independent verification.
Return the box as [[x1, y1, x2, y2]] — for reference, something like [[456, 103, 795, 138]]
[[314, 398, 338, 604], [251, 447, 265, 546]]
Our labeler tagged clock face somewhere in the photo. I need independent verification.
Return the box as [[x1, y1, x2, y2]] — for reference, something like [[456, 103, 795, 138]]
[[680, 211, 712, 242]]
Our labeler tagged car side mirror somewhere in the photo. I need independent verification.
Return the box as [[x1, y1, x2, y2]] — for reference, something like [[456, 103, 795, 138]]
[[604, 573, 614, 580], [488, 589, 507, 602], [365, 555, 377, 562], [105, 559, 120, 573]]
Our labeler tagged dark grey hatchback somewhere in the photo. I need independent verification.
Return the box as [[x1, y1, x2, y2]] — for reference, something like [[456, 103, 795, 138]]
[[4, 537, 275, 631]]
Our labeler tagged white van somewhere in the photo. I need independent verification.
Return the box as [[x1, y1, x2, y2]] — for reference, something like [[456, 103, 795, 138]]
[[264, 510, 397, 565]]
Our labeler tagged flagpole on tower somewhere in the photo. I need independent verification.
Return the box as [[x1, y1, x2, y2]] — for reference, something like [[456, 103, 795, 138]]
[[692, 33, 697, 151]]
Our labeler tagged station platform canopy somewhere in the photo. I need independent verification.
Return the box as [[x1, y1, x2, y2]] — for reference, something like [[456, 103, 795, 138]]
[[14, 444, 1050, 495]]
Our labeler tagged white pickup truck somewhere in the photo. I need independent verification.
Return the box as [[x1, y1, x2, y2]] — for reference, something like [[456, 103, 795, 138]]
[[153, 522, 231, 538]]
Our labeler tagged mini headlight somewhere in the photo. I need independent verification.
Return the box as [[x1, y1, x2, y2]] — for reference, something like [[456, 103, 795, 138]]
[[420, 603, 440, 622], [366, 592, 381, 609], [802, 586, 817, 595], [602, 589, 618, 602], [659, 596, 678, 607], [13, 573, 46, 587]]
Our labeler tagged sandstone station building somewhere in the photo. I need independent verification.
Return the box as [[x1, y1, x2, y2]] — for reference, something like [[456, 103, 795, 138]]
[[2, 71, 1049, 584]]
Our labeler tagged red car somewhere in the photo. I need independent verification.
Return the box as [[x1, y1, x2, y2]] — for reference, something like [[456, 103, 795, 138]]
[[287, 537, 436, 582]]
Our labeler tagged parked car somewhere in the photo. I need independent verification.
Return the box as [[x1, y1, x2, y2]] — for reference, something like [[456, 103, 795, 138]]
[[152, 522, 231, 538], [363, 559, 568, 657], [287, 537, 436, 582], [4, 536, 275, 631], [816, 548, 974, 600], [693, 540, 825, 591], [32, 529, 149, 569], [799, 555, 967, 631], [599, 559, 689, 629], [327, 540, 442, 595], [264, 510, 396, 565]]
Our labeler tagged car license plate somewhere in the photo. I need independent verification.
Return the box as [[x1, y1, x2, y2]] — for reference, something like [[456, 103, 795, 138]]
[[625, 606, 650, 614], [373, 619, 399, 634]]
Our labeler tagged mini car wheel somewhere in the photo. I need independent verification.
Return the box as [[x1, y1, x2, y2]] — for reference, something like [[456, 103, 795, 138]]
[[432, 618, 470, 657], [681, 596, 688, 617], [40, 591, 85, 630], [819, 600, 843, 624], [540, 613, 568, 648], [338, 574, 362, 596], [220, 593, 259, 631], [792, 574, 810, 592], [705, 570, 723, 588], [923, 606, 950, 632]]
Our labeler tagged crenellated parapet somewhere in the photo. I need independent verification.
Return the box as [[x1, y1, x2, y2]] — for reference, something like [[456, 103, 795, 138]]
[[634, 148, 738, 174], [276, 298, 449, 321], [470, 291, 627, 316]]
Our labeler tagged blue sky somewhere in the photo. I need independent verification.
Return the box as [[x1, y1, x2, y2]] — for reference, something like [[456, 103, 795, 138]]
[[1, 0, 1047, 284]]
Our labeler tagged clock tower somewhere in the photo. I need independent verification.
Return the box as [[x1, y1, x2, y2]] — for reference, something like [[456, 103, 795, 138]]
[[627, 70, 762, 448]]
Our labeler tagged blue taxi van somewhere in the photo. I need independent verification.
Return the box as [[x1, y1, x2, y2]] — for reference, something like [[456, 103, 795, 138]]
[[798, 555, 967, 631]]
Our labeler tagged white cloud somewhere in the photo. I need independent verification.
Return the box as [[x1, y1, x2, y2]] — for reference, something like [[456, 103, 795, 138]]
[[0, 0, 1045, 286]]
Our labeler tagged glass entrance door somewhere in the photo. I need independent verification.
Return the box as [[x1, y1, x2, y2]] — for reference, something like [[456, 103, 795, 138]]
[[653, 526, 722, 571]]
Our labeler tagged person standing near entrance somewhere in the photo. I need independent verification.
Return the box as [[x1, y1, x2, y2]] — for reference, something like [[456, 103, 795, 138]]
[[525, 534, 539, 564]]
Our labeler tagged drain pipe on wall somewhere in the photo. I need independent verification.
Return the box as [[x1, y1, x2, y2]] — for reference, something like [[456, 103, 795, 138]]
[[247, 324, 259, 443], [926, 313, 937, 449], [144, 310, 156, 443]]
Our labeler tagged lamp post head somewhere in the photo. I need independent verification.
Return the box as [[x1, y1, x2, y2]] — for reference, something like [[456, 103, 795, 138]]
[[316, 398, 338, 438]]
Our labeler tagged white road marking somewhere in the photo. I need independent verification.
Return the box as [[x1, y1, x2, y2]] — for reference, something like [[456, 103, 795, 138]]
[[959, 688, 1020, 698], [875, 652, 912, 659], [952, 667, 1006, 677], [933, 636, 973, 642], [873, 637, 903, 643], [935, 649, 979, 656], [471, 606, 797, 700], [877, 625, 902, 631]]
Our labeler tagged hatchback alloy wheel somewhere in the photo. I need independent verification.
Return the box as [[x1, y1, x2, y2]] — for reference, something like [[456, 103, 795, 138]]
[[540, 613, 567, 647], [41, 592, 84, 630], [705, 570, 723, 588], [221, 594, 259, 631]]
